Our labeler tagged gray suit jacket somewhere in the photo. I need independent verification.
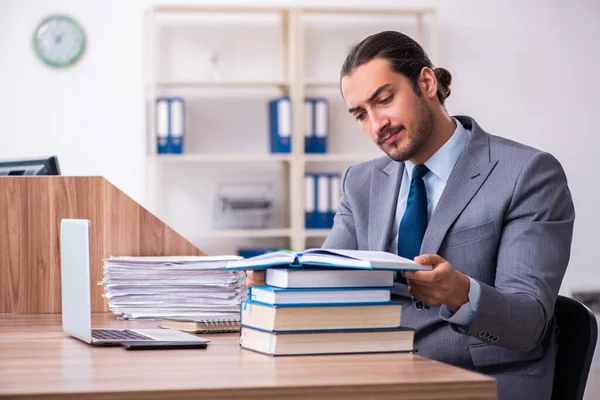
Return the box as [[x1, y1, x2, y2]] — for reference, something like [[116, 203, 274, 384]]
[[323, 116, 575, 399]]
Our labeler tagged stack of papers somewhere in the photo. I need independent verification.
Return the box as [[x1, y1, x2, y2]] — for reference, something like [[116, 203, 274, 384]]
[[99, 255, 246, 320]]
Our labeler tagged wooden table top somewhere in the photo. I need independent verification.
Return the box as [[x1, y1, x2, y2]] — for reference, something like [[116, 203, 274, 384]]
[[0, 314, 496, 399]]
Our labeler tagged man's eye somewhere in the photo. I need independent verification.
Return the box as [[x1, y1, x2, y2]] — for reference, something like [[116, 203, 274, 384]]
[[355, 113, 365, 121], [380, 96, 392, 104]]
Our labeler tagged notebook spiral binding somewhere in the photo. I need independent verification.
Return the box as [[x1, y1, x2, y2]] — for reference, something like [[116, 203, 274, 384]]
[[199, 319, 241, 333]]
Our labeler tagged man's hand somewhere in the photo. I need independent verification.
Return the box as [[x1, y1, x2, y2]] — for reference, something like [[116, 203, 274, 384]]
[[402, 254, 470, 312], [245, 270, 265, 287]]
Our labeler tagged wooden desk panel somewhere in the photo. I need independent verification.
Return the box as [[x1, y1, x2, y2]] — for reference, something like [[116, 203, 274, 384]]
[[0, 314, 496, 399], [0, 176, 204, 314]]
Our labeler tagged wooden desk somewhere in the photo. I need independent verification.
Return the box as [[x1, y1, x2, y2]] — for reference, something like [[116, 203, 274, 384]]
[[0, 314, 496, 399]]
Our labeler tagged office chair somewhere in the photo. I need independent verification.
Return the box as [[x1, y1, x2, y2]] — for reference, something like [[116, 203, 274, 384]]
[[551, 295, 598, 400]]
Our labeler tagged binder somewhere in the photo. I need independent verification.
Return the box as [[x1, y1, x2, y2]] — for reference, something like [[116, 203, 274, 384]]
[[156, 97, 170, 154], [268, 97, 291, 153], [169, 97, 185, 154], [329, 173, 341, 228], [304, 98, 315, 153], [313, 98, 329, 153], [304, 98, 329, 153], [304, 173, 318, 229], [317, 173, 330, 228]]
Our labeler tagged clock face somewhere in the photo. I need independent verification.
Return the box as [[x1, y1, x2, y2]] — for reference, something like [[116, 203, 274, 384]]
[[33, 15, 85, 68]]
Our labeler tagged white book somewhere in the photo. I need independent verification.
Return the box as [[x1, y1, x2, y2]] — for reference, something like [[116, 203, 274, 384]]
[[249, 285, 391, 303], [265, 268, 394, 289]]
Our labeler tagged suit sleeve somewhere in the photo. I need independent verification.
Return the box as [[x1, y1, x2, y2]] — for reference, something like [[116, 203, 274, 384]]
[[460, 151, 575, 352], [322, 166, 359, 250]]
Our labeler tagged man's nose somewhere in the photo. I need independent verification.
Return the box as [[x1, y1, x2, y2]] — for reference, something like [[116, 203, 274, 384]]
[[370, 111, 390, 138]]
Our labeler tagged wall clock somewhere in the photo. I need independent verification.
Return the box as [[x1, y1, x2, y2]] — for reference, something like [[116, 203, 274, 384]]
[[33, 15, 86, 68]]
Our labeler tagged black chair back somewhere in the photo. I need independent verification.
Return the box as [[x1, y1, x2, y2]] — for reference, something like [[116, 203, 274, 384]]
[[552, 295, 598, 400]]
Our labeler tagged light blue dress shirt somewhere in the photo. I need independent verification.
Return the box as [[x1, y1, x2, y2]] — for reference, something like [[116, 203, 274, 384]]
[[388, 118, 481, 329]]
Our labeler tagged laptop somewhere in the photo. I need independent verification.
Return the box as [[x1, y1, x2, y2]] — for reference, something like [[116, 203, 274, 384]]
[[60, 218, 209, 348]]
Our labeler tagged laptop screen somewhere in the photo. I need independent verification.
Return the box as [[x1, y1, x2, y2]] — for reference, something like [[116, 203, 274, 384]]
[[60, 219, 93, 343]]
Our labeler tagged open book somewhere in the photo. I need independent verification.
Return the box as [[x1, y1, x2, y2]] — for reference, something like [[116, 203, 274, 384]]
[[224, 248, 432, 271]]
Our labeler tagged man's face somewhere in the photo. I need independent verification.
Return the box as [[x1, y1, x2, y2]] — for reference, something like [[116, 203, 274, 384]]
[[341, 58, 434, 162]]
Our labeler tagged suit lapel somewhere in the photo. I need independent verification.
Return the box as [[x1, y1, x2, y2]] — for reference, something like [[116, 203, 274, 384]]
[[369, 160, 403, 251], [421, 117, 498, 254]]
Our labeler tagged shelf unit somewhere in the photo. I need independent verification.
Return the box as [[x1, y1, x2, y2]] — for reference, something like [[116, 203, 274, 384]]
[[190, 228, 293, 239], [144, 5, 438, 253]]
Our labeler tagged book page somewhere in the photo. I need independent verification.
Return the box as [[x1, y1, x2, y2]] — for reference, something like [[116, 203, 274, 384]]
[[107, 255, 242, 264], [224, 250, 297, 269], [298, 252, 371, 268], [304, 249, 432, 270]]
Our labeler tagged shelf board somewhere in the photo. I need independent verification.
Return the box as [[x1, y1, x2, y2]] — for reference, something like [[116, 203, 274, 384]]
[[151, 5, 287, 14], [151, 80, 289, 88], [150, 5, 435, 17], [304, 229, 331, 238], [304, 153, 380, 163], [191, 229, 293, 238], [153, 154, 293, 163], [153, 154, 380, 163], [302, 7, 435, 16], [305, 80, 339, 88]]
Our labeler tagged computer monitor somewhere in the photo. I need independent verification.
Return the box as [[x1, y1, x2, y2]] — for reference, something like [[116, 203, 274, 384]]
[[0, 156, 61, 176]]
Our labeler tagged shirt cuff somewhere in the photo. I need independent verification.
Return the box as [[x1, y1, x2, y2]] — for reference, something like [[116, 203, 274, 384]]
[[439, 277, 481, 332]]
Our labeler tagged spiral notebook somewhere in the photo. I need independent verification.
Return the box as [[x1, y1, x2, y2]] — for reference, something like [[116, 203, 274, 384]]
[[160, 317, 241, 333]]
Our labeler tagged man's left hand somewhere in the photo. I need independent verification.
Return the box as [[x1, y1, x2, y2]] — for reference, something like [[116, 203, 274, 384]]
[[403, 254, 470, 313]]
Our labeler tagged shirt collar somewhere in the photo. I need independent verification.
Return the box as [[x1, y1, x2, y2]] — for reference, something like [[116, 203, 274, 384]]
[[404, 117, 470, 183]]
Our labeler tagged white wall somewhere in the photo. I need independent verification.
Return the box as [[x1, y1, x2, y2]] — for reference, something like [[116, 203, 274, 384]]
[[1, 0, 599, 296]]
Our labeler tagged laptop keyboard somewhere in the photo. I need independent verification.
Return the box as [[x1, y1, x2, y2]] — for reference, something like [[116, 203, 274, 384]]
[[92, 329, 155, 341]]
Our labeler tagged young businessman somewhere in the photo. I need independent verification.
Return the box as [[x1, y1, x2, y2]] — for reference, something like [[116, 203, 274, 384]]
[[330, 30, 575, 399], [248, 30, 575, 399]]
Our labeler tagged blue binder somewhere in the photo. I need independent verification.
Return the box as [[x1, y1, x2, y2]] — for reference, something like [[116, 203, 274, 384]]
[[169, 97, 185, 154], [156, 97, 170, 154], [304, 98, 328, 153], [316, 173, 330, 228], [304, 98, 316, 152], [304, 173, 319, 229], [268, 97, 291, 153], [328, 173, 341, 228], [313, 98, 328, 153]]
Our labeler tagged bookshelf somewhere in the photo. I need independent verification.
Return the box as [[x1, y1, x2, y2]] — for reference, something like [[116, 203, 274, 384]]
[[144, 5, 438, 254]]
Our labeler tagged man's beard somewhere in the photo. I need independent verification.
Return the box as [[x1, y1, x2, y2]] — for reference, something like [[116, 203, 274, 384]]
[[379, 97, 435, 162]]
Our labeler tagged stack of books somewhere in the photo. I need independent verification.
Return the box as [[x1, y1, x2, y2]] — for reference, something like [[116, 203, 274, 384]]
[[225, 249, 431, 356], [100, 255, 246, 325]]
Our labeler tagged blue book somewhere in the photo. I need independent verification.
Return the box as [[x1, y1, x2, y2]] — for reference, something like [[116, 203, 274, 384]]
[[223, 248, 432, 271], [248, 285, 392, 306], [268, 97, 291, 153]]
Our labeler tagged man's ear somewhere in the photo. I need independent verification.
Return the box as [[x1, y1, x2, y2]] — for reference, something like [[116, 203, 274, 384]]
[[418, 67, 438, 100]]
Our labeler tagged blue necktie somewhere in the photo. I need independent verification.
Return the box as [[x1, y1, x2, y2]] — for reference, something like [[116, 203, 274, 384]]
[[397, 164, 430, 281]]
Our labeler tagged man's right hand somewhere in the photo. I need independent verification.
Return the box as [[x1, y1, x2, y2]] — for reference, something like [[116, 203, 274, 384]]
[[245, 270, 265, 287]]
